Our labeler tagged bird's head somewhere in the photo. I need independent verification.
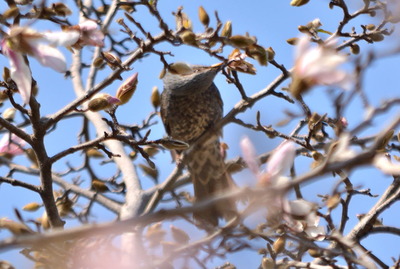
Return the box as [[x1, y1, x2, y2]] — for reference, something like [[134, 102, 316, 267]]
[[162, 62, 222, 96]]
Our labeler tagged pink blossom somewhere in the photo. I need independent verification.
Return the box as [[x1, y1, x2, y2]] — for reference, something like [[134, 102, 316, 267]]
[[265, 141, 296, 184], [283, 199, 325, 240], [291, 35, 351, 98], [240, 136, 260, 176], [0, 132, 26, 157], [42, 31, 80, 47], [240, 138, 296, 185], [295, 36, 349, 86], [74, 20, 105, 47], [80, 21, 104, 46], [1, 26, 80, 104], [1, 42, 32, 104]]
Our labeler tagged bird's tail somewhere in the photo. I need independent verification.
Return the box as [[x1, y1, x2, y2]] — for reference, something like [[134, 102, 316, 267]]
[[186, 138, 236, 226]]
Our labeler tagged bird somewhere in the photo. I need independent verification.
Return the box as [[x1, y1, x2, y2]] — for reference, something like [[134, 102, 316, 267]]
[[160, 62, 236, 226]]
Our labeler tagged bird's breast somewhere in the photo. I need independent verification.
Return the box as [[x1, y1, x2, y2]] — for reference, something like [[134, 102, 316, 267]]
[[161, 83, 223, 144]]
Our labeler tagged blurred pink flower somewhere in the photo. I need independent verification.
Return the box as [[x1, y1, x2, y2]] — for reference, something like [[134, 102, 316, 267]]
[[1, 42, 32, 104], [283, 199, 325, 240], [240, 138, 296, 185], [1, 26, 80, 104], [264, 141, 296, 184], [240, 136, 260, 176], [295, 36, 349, 86], [68, 20, 105, 48], [79, 20, 105, 47], [0, 132, 26, 157], [291, 35, 351, 98]]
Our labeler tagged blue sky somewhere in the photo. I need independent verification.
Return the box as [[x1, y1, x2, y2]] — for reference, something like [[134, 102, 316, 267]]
[[1, 0, 400, 267]]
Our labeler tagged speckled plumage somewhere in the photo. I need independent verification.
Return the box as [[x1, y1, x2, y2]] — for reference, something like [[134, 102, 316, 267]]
[[160, 64, 235, 226]]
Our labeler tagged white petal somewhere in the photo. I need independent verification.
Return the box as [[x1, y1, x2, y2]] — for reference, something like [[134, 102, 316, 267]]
[[373, 154, 400, 175], [266, 141, 296, 182], [306, 211, 320, 227], [285, 199, 315, 217], [240, 136, 260, 176], [305, 226, 325, 240], [42, 31, 80, 47], [32, 44, 67, 72], [79, 20, 98, 31], [2, 46, 32, 104]]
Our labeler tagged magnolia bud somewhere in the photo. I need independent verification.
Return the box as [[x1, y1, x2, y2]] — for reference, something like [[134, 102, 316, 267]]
[[0, 218, 33, 235], [116, 73, 138, 105], [286, 37, 299, 45], [290, 0, 310, 6], [350, 43, 360, 55], [40, 213, 50, 230], [366, 24, 376, 31], [88, 93, 120, 112], [246, 44, 268, 66], [3, 67, 11, 83], [273, 236, 286, 254], [198, 6, 210, 27], [91, 179, 109, 192], [175, 11, 192, 30], [261, 257, 274, 269], [101, 52, 122, 70], [3, 108, 16, 121], [298, 25, 309, 33], [229, 35, 256, 49], [0, 91, 8, 101], [22, 202, 41, 212], [120, 0, 135, 13], [370, 32, 384, 42], [93, 57, 105, 68], [179, 30, 197, 45], [151, 86, 160, 109], [159, 68, 166, 79], [52, 2, 72, 16], [311, 151, 324, 162], [3, 6, 20, 19], [266, 47, 275, 61], [308, 248, 321, 257], [86, 148, 104, 158], [96, 5, 109, 14], [221, 21, 232, 37], [129, 150, 138, 159]]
